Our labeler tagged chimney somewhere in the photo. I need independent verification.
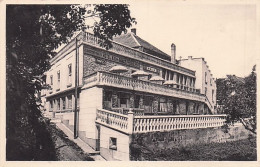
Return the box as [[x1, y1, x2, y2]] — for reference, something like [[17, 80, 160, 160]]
[[131, 28, 136, 35], [171, 43, 176, 64], [188, 56, 193, 60]]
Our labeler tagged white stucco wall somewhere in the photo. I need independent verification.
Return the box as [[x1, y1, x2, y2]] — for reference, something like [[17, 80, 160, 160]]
[[180, 57, 217, 113], [99, 125, 130, 161], [79, 87, 103, 139], [45, 43, 84, 97]]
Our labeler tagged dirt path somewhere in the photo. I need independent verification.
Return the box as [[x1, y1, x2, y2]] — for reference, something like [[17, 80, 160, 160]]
[[47, 123, 94, 161]]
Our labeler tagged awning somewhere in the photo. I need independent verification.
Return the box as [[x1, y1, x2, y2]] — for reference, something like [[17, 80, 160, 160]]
[[149, 76, 164, 81], [109, 65, 128, 73], [131, 70, 149, 77]]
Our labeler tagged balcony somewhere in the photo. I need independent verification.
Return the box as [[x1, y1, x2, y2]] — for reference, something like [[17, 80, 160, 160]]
[[83, 71, 207, 103], [96, 108, 227, 134]]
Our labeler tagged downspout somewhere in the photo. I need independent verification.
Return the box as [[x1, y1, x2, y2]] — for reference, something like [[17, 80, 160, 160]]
[[74, 38, 79, 139]]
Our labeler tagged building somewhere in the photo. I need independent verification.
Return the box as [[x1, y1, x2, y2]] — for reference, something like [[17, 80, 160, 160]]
[[179, 56, 217, 112], [41, 29, 227, 160]]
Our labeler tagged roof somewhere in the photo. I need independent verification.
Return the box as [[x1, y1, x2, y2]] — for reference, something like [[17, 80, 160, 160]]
[[113, 32, 171, 61]]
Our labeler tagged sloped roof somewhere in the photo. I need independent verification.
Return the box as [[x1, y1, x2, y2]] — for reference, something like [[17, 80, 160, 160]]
[[113, 33, 170, 60], [113, 33, 140, 48]]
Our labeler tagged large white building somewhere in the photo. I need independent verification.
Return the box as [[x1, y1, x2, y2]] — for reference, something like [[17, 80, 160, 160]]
[[41, 29, 226, 160]]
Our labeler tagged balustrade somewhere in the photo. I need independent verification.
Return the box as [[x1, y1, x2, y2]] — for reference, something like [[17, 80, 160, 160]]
[[133, 115, 226, 133], [84, 71, 205, 103], [96, 108, 129, 133], [96, 108, 226, 134], [112, 108, 144, 116]]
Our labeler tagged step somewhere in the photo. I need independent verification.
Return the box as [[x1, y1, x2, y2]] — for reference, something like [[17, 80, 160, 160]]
[[56, 122, 101, 156]]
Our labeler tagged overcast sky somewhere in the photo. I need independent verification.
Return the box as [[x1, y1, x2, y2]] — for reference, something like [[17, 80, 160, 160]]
[[128, 1, 257, 78]]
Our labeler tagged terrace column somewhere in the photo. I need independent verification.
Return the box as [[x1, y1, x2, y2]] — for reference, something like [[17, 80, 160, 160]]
[[173, 72, 177, 88], [129, 94, 135, 108], [128, 109, 134, 134]]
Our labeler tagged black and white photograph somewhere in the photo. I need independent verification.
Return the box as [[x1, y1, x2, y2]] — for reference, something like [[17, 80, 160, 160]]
[[1, 0, 259, 165]]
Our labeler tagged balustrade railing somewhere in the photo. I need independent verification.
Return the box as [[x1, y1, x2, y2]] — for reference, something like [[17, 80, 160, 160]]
[[96, 108, 130, 133], [84, 71, 206, 103], [112, 108, 144, 116], [83, 32, 195, 76], [96, 108, 226, 134], [133, 115, 226, 133]]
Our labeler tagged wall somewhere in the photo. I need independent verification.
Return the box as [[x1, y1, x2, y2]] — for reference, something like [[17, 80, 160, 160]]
[[180, 57, 216, 113], [79, 86, 103, 149], [130, 123, 252, 159], [99, 125, 130, 161], [83, 45, 159, 78], [46, 44, 84, 96]]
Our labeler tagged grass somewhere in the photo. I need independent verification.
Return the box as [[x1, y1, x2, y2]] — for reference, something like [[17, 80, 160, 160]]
[[130, 136, 257, 161]]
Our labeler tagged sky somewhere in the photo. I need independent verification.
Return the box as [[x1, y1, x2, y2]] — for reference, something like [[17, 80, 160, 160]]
[[127, 1, 257, 78]]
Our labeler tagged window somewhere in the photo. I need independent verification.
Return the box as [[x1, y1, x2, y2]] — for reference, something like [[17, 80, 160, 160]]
[[134, 95, 141, 108], [162, 69, 166, 80], [103, 91, 112, 110], [57, 99, 60, 110], [205, 87, 207, 95], [68, 95, 72, 109], [109, 137, 117, 150], [170, 72, 173, 80], [159, 97, 167, 112], [57, 70, 60, 90], [119, 92, 129, 108], [212, 90, 215, 102], [68, 64, 72, 86], [50, 75, 53, 86], [144, 96, 153, 106], [104, 90, 112, 101], [205, 72, 207, 84], [62, 97, 66, 110], [49, 100, 53, 112]]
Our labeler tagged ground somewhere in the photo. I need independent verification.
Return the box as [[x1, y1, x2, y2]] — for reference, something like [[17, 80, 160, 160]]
[[47, 122, 94, 161], [130, 135, 257, 161]]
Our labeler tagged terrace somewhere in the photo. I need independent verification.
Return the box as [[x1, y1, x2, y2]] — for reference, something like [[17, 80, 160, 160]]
[[96, 108, 226, 134], [83, 71, 213, 110]]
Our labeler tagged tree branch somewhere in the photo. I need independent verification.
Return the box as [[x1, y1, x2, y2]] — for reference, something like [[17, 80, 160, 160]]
[[240, 118, 256, 134]]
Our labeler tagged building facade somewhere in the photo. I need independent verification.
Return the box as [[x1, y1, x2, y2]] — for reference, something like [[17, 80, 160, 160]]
[[41, 30, 226, 160]]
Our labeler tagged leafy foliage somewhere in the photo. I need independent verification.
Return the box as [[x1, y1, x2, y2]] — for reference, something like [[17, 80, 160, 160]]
[[130, 137, 257, 161], [6, 4, 135, 160], [216, 65, 256, 134]]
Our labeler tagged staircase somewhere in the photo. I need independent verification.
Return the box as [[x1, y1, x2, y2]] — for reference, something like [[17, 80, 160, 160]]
[[51, 113, 104, 160]]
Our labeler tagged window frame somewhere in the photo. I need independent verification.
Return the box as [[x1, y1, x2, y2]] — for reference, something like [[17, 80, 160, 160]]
[[109, 137, 117, 150]]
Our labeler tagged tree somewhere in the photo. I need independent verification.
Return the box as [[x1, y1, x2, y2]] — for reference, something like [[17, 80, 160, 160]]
[[6, 4, 135, 160], [216, 65, 256, 134]]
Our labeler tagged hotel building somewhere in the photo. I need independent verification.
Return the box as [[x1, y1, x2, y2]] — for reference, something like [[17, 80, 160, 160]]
[[41, 29, 226, 160]]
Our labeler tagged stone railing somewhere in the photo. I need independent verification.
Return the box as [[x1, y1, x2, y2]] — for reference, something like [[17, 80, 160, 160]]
[[83, 32, 195, 76], [96, 108, 226, 134], [133, 114, 227, 133], [83, 71, 206, 103], [96, 108, 133, 134], [112, 108, 144, 116]]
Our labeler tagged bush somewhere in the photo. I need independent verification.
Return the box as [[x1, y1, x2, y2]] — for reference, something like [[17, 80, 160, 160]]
[[130, 137, 257, 161]]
